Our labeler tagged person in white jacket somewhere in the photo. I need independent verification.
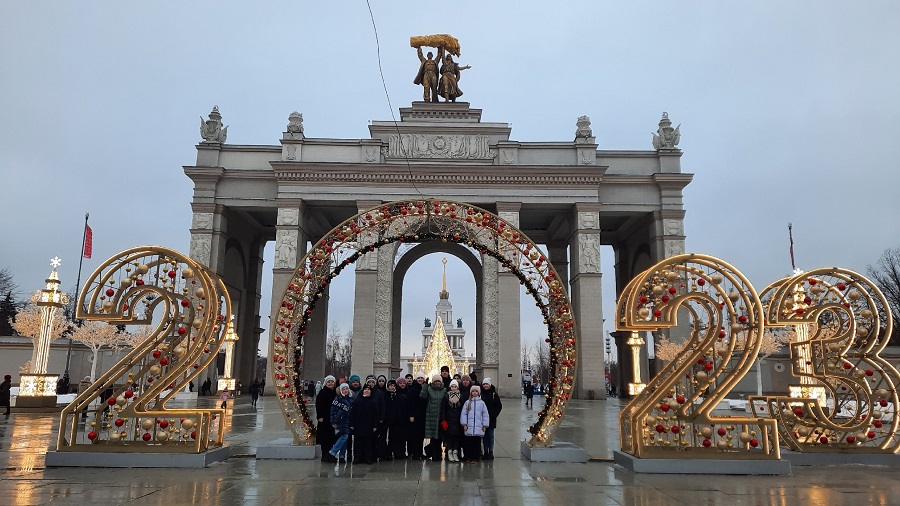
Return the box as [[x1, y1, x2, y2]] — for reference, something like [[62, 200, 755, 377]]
[[459, 385, 489, 463]]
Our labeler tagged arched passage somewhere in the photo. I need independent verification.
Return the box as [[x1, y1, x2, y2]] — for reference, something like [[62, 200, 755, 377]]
[[391, 242, 484, 376], [271, 199, 577, 448]]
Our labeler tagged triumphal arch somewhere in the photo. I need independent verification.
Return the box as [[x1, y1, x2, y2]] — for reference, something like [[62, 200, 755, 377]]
[[185, 96, 691, 399]]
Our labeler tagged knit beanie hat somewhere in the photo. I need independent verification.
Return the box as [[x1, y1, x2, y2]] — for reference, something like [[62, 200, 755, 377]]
[[431, 374, 442, 383], [377, 375, 387, 383], [349, 374, 361, 383], [339, 383, 350, 395], [387, 379, 397, 387], [396, 377, 407, 386], [470, 385, 481, 395], [365, 374, 376, 385], [449, 379, 459, 389], [461, 375, 471, 383], [324, 375, 336, 384], [415, 372, 426, 380], [482, 377, 492, 386]]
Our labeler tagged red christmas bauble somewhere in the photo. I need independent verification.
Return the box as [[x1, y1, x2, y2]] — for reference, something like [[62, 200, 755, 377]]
[[124, 390, 134, 399], [181, 299, 190, 307], [868, 431, 876, 439], [88, 431, 98, 440], [702, 439, 711, 447], [874, 421, 883, 429], [697, 279, 706, 286], [660, 403, 669, 412], [668, 286, 677, 294], [105, 288, 115, 297], [160, 358, 169, 366], [142, 433, 152, 441], [167, 270, 176, 278], [749, 439, 759, 447], [115, 419, 124, 427], [152, 350, 161, 359], [717, 428, 726, 437], [704, 363, 714, 371], [794, 408, 804, 417], [159, 420, 169, 429], [655, 424, 665, 433], [107, 397, 116, 406], [191, 431, 197, 439], [819, 436, 829, 444], [846, 436, 856, 443], [671, 426, 680, 434]]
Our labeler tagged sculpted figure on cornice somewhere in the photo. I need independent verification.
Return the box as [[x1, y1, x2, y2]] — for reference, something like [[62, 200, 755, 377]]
[[652, 112, 681, 151], [274, 229, 299, 269], [286, 111, 304, 138], [200, 106, 227, 143], [381, 133, 495, 160]]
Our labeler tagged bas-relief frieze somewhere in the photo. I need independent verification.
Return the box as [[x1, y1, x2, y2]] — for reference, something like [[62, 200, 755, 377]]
[[278, 208, 300, 227], [577, 211, 599, 230], [663, 218, 684, 236], [274, 229, 299, 269], [664, 240, 686, 258], [381, 134, 495, 159], [373, 245, 395, 363], [577, 233, 601, 274], [189, 234, 212, 266], [482, 255, 500, 364], [191, 212, 214, 230], [284, 145, 297, 161], [365, 147, 377, 162]]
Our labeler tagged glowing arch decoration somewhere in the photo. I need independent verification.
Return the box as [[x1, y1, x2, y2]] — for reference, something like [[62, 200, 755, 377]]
[[57, 246, 231, 453], [751, 268, 900, 453], [272, 199, 577, 447], [616, 254, 780, 460]]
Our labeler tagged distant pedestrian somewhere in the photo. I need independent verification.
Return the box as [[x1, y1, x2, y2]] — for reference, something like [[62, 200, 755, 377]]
[[201, 378, 212, 396], [220, 390, 230, 409], [258, 379, 266, 396], [0, 374, 11, 419], [524, 381, 534, 408], [188, 380, 195, 393], [249, 378, 261, 408]]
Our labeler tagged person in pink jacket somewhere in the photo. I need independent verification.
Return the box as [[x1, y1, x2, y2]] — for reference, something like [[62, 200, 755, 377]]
[[459, 385, 489, 463]]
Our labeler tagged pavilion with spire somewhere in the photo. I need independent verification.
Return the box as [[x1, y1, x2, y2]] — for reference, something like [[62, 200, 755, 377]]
[[404, 258, 473, 376]]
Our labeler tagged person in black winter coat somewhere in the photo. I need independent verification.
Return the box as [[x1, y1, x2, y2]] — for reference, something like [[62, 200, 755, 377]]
[[373, 374, 389, 458], [439, 379, 464, 462], [315, 375, 337, 461], [0, 374, 11, 419], [480, 378, 503, 460], [383, 379, 410, 459], [350, 384, 380, 464], [405, 373, 427, 459]]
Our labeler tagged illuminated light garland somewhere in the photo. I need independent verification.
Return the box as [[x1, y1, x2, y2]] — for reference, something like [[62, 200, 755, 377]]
[[272, 200, 578, 447]]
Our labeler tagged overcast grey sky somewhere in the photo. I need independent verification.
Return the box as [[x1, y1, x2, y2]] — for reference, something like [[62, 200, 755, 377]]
[[2, 2, 899, 361]]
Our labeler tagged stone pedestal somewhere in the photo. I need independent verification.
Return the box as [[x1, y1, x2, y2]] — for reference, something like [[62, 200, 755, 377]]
[[613, 450, 791, 475], [45, 446, 232, 468], [256, 438, 320, 460], [521, 441, 588, 463]]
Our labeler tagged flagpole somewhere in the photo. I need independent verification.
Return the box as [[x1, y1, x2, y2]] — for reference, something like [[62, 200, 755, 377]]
[[788, 222, 796, 272], [63, 212, 89, 381]]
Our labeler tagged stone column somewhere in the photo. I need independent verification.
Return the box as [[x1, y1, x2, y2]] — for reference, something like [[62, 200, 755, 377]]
[[234, 238, 266, 390], [569, 203, 605, 400], [480, 254, 499, 389], [374, 242, 397, 379], [495, 203, 521, 397], [269, 201, 308, 395], [189, 203, 227, 388], [546, 243, 569, 293], [351, 200, 381, 376]]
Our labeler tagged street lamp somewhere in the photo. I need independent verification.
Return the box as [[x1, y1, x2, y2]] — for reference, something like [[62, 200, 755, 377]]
[[605, 335, 611, 372], [217, 317, 239, 393], [20, 257, 68, 407]]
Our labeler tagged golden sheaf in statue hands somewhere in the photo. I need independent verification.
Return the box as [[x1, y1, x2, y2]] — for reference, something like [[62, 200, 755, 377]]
[[410, 34, 460, 56]]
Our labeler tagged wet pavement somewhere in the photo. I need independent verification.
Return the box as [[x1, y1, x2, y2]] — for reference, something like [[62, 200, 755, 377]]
[[2, 395, 900, 505]]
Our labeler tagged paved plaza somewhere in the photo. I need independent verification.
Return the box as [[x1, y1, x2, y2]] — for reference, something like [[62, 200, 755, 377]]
[[2, 396, 900, 505]]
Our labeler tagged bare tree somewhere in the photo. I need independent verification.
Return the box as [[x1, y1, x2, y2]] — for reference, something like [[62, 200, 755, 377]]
[[68, 321, 120, 381], [0, 268, 17, 298], [868, 247, 900, 345], [324, 322, 353, 381]]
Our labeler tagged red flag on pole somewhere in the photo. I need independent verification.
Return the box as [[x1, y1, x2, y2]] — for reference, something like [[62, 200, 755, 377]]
[[83, 224, 93, 259], [788, 223, 795, 271]]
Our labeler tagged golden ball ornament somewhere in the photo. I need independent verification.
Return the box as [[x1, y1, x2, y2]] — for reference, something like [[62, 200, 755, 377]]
[[141, 419, 155, 431], [110, 432, 121, 442], [156, 432, 169, 442], [716, 439, 729, 449], [700, 427, 713, 438], [173, 346, 186, 358], [182, 268, 194, 278], [711, 274, 723, 285], [137, 264, 149, 274], [149, 365, 161, 376], [116, 395, 127, 406], [182, 419, 194, 430], [195, 287, 206, 298]]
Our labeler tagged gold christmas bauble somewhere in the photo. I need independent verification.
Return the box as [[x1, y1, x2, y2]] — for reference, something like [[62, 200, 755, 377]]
[[141, 419, 155, 431]]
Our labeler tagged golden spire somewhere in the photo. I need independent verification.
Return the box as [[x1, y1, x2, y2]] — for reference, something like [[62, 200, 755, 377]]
[[440, 257, 449, 300]]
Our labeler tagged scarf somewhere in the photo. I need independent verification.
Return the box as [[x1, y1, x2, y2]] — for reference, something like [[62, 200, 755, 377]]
[[448, 390, 461, 406]]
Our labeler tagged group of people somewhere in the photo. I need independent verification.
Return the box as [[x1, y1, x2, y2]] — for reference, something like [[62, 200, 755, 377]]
[[315, 366, 502, 465]]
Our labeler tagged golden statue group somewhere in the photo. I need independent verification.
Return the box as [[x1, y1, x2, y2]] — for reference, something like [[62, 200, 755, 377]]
[[411, 34, 471, 103]]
